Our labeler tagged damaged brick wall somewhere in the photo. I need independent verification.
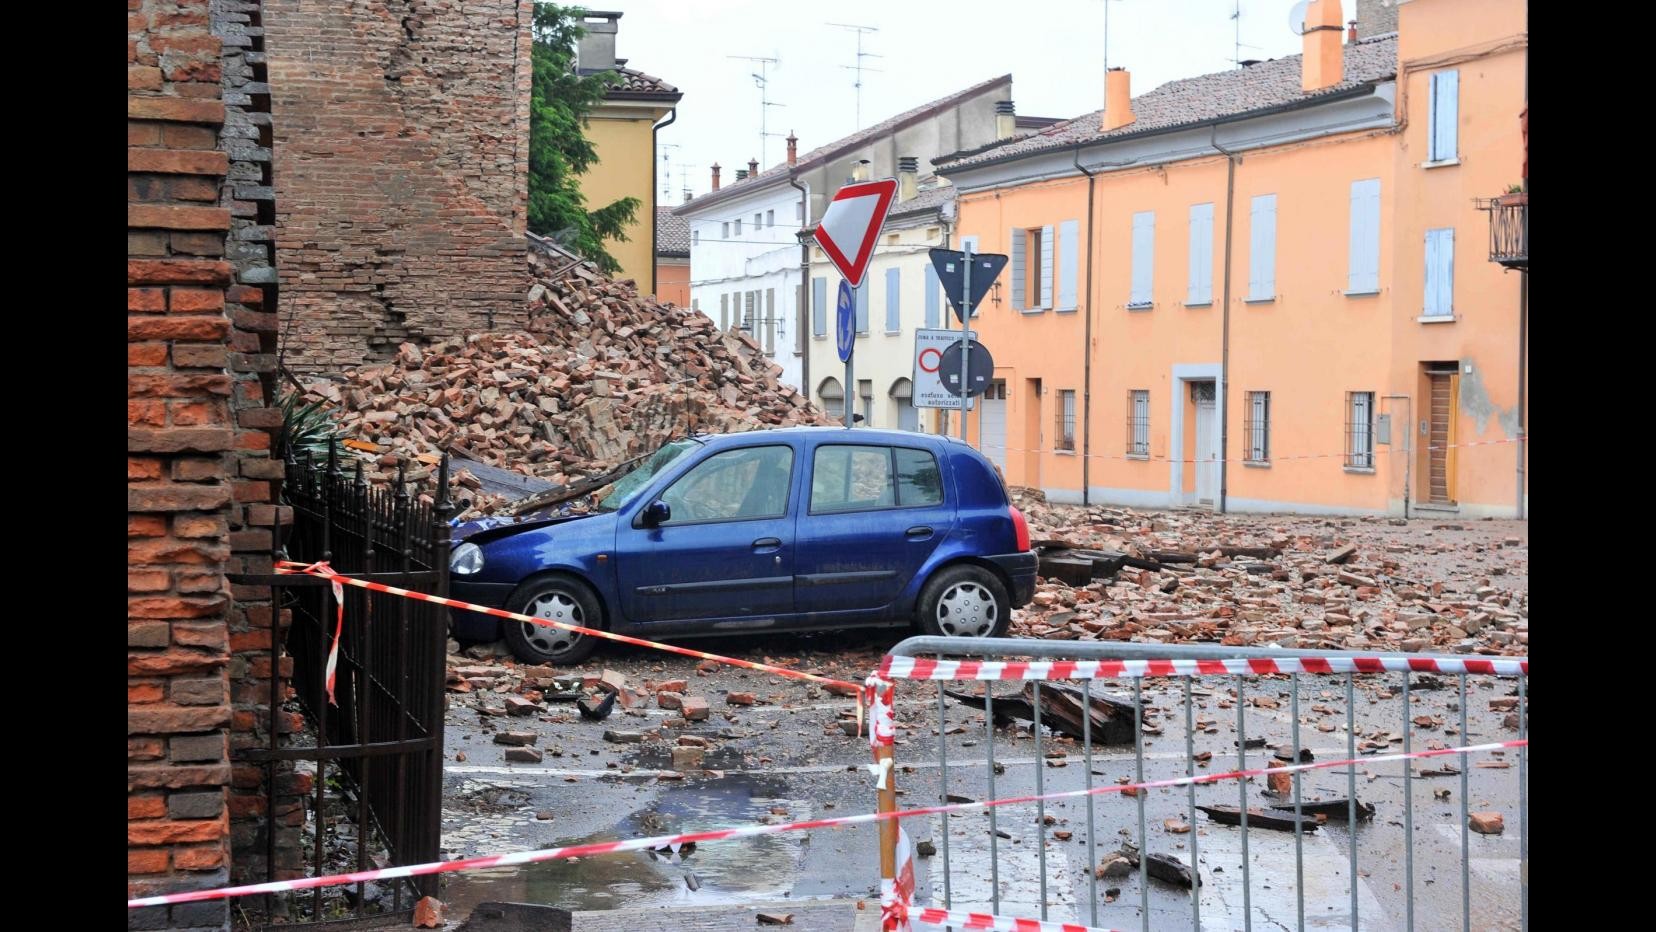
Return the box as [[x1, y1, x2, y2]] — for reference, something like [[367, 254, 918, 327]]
[[213, 0, 301, 892], [129, 0, 237, 928], [264, 0, 532, 373]]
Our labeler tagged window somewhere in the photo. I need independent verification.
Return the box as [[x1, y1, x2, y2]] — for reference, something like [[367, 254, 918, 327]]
[[766, 209, 775, 228], [764, 288, 776, 354], [1347, 180, 1381, 294], [720, 294, 729, 330], [855, 280, 869, 334], [858, 379, 873, 425], [743, 292, 755, 334], [734, 219, 743, 236], [1008, 225, 1053, 311], [1248, 194, 1277, 301], [1057, 219, 1079, 311], [730, 292, 741, 330], [1424, 228, 1454, 317], [721, 222, 730, 239], [885, 268, 902, 333], [1428, 70, 1459, 163], [924, 263, 941, 328], [1346, 392, 1375, 468], [1187, 203, 1214, 304], [1127, 390, 1150, 456], [810, 445, 943, 513], [754, 213, 763, 230], [692, 230, 700, 246], [812, 277, 828, 336], [657, 445, 794, 524], [1130, 211, 1155, 308], [819, 378, 844, 420], [1055, 390, 1076, 452], [1245, 392, 1270, 463]]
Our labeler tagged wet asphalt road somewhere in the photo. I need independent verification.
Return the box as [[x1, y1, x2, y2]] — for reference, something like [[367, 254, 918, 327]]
[[432, 628, 1525, 931]]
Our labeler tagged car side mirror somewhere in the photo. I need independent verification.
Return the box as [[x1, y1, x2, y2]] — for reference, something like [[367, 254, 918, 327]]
[[642, 500, 671, 527]]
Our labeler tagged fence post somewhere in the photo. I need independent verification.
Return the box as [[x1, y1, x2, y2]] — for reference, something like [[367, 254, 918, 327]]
[[869, 677, 901, 930]]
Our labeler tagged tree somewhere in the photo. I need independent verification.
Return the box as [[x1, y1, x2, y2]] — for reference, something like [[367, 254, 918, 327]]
[[529, 4, 638, 275]]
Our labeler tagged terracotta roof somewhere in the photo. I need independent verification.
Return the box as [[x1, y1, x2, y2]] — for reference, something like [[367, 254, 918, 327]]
[[675, 74, 1012, 215], [938, 37, 1397, 172], [887, 184, 956, 221], [605, 65, 681, 101], [655, 207, 690, 257]]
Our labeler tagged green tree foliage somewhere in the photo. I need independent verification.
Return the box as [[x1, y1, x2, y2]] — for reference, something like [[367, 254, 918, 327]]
[[529, 4, 639, 275]]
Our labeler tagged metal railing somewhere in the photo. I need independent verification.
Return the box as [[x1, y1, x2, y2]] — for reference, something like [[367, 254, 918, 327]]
[[1477, 196, 1528, 270], [876, 637, 1528, 931]]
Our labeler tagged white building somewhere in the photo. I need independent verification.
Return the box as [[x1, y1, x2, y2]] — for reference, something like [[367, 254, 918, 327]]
[[675, 75, 1023, 395]]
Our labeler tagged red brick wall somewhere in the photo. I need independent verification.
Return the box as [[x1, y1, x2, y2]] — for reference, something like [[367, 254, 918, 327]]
[[264, 0, 532, 372], [129, 0, 236, 926]]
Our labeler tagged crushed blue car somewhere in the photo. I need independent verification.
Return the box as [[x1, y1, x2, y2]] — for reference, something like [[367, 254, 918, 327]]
[[447, 427, 1036, 665]]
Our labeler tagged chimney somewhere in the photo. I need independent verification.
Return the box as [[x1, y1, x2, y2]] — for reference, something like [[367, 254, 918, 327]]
[[786, 132, 798, 166], [710, 163, 721, 191], [851, 159, 871, 182], [1301, 0, 1344, 93], [748, 158, 760, 178], [1103, 68, 1134, 131], [995, 100, 1016, 140], [683, 188, 692, 205], [575, 11, 621, 74], [1348, 20, 1358, 42], [735, 169, 748, 181], [897, 156, 919, 202]]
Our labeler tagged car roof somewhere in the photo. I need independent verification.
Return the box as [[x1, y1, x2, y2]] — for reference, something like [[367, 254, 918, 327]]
[[696, 426, 966, 449]]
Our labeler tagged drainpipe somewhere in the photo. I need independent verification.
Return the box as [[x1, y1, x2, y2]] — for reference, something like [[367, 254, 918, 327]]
[[1210, 128, 1239, 514], [1516, 2, 1527, 521], [789, 174, 812, 402], [1072, 146, 1098, 506], [650, 107, 677, 297]]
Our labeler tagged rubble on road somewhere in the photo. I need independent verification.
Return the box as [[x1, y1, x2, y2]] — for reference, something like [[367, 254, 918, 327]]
[[300, 245, 831, 518], [1011, 488, 1527, 657]]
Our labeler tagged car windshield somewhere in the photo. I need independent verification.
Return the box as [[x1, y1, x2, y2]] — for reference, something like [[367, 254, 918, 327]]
[[594, 439, 700, 512]]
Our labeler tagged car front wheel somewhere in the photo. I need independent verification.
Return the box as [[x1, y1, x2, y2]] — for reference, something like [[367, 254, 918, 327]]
[[502, 575, 603, 666], [915, 565, 1010, 639]]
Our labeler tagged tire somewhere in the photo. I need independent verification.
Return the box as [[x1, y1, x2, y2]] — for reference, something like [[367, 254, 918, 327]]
[[502, 574, 604, 666], [915, 564, 1010, 639]]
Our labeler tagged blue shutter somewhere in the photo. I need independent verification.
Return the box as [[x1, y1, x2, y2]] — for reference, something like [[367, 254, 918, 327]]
[[1039, 224, 1055, 309], [885, 267, 902, 332], [1057, 219, 1079, 311], [1348, 179, 1381, 294], [855, 279, 869, 333], [1430, 70, 1459, 162], [1248, 194, 1277, 300], [812, 277, 827, 335], [1424, 228, 1454, 316], [1187, 203, 1213, 304], [924, 263, 940, 328], [1130, 211, 1155, 307], [1009, 228, 1025, 311]]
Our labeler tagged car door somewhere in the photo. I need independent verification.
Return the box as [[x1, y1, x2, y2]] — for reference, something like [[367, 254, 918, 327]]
[[615, 443, 799, 623], [794, 441, 956, 618]]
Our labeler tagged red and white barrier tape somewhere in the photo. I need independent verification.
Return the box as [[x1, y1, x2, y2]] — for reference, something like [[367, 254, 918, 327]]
[[910, 909, 1121, 931], [984, 435, 1525, 466], [880, 654, 1527, 682], [276, 561, 868, 725], [128, 738, 1525, 908]]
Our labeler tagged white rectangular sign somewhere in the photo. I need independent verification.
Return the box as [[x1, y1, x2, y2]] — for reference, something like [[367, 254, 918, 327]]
[[912, 328, 976, 410]]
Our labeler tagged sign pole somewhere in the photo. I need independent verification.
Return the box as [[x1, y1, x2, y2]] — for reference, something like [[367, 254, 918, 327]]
[[959, 242, 973, 443], [845, 308, 855, 429]]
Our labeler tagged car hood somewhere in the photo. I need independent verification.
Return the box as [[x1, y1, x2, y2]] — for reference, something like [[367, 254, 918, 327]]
[[450, 511, 597, 546]]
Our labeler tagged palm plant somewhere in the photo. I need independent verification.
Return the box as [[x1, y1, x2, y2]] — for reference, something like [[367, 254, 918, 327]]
[[275, 390, 340, 462]]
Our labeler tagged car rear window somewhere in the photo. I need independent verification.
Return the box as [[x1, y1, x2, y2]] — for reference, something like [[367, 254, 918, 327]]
[[811, 444, 943, 514]]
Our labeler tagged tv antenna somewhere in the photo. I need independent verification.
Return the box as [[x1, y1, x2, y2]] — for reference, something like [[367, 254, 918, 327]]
[[729, 55, 786, 166], [827, 22, 882, 129], [1230, 0, 1262, 68], [1099, 0, 1123, 74], [659, 143, 681, 199]]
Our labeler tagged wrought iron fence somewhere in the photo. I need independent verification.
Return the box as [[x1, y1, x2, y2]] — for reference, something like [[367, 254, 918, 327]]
[[1478, 196, 1528, 270]]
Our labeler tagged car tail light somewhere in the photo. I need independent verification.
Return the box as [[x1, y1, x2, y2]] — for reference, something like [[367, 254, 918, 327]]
[[1009, 505, 1031, 552]]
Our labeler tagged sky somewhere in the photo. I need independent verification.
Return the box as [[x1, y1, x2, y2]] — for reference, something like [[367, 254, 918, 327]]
[[586, 0, 1318, 203]]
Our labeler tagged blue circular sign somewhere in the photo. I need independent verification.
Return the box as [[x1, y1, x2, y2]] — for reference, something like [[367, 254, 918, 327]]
[[835, 280, 856, 363]]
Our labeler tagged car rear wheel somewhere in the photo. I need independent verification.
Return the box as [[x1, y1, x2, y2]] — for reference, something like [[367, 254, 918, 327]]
[[502, 575, 603, 666], [916, 565, 1010, 639]]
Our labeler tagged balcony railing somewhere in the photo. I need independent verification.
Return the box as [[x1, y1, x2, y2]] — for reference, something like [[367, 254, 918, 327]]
[[1476, 193, 1528, 270]]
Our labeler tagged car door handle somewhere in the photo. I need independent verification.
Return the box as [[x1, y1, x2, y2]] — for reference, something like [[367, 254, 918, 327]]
[[905, 526, 934, 538], [752, 537, 782, 549]]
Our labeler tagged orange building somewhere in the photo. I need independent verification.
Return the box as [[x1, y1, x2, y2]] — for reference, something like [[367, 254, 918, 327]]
[[937, 0, 1526, 518], [655, 206, 690, 307]]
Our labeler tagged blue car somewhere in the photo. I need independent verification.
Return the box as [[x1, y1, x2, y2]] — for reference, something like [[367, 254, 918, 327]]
[[447, 427, 1036, 665]]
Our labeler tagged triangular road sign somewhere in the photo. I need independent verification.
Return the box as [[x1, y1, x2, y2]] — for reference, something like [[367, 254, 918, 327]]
[[928, 248, 1008, 323], [813, 179, 897, 289]]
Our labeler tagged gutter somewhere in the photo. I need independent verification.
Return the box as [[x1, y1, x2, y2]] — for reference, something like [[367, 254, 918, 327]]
[[650, 107, 677, 297], [1210, 127, 1238, 515]]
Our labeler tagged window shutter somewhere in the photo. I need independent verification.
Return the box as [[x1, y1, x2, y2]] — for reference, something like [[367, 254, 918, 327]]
[[1348, 180, 1381, 294], [1248, 194, 1277, 300], [1431, 71, 1459, 162], [855, 280, 869, 333], [885, 267, 901, 332], [1040, 224, 1055, 309], [1009, 228, 1025, 311], [720, 294, 729, 330], [1424, 228, 1454, 316], [1057, 219, 1079, 311], [1130, 211, 1155, 306], [1187, 203, 1213, 304], [924, 263, 940, 328], [812, 277, 827, 335]]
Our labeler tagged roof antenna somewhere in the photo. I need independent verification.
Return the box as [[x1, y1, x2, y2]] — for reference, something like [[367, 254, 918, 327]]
[[729, 54, 784, 166], [827, 23, 881, 130]]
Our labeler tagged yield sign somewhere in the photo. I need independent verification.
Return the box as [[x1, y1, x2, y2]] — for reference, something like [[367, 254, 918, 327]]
[[813, 178, 897, 289]]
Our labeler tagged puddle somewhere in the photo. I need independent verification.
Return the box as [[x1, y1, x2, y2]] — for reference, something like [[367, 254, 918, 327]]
[[442, 773, 812, 914], [626, 744, 749, 771]]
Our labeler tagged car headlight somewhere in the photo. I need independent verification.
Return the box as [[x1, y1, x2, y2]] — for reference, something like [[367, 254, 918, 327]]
[[450, 542, 484, 575]]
